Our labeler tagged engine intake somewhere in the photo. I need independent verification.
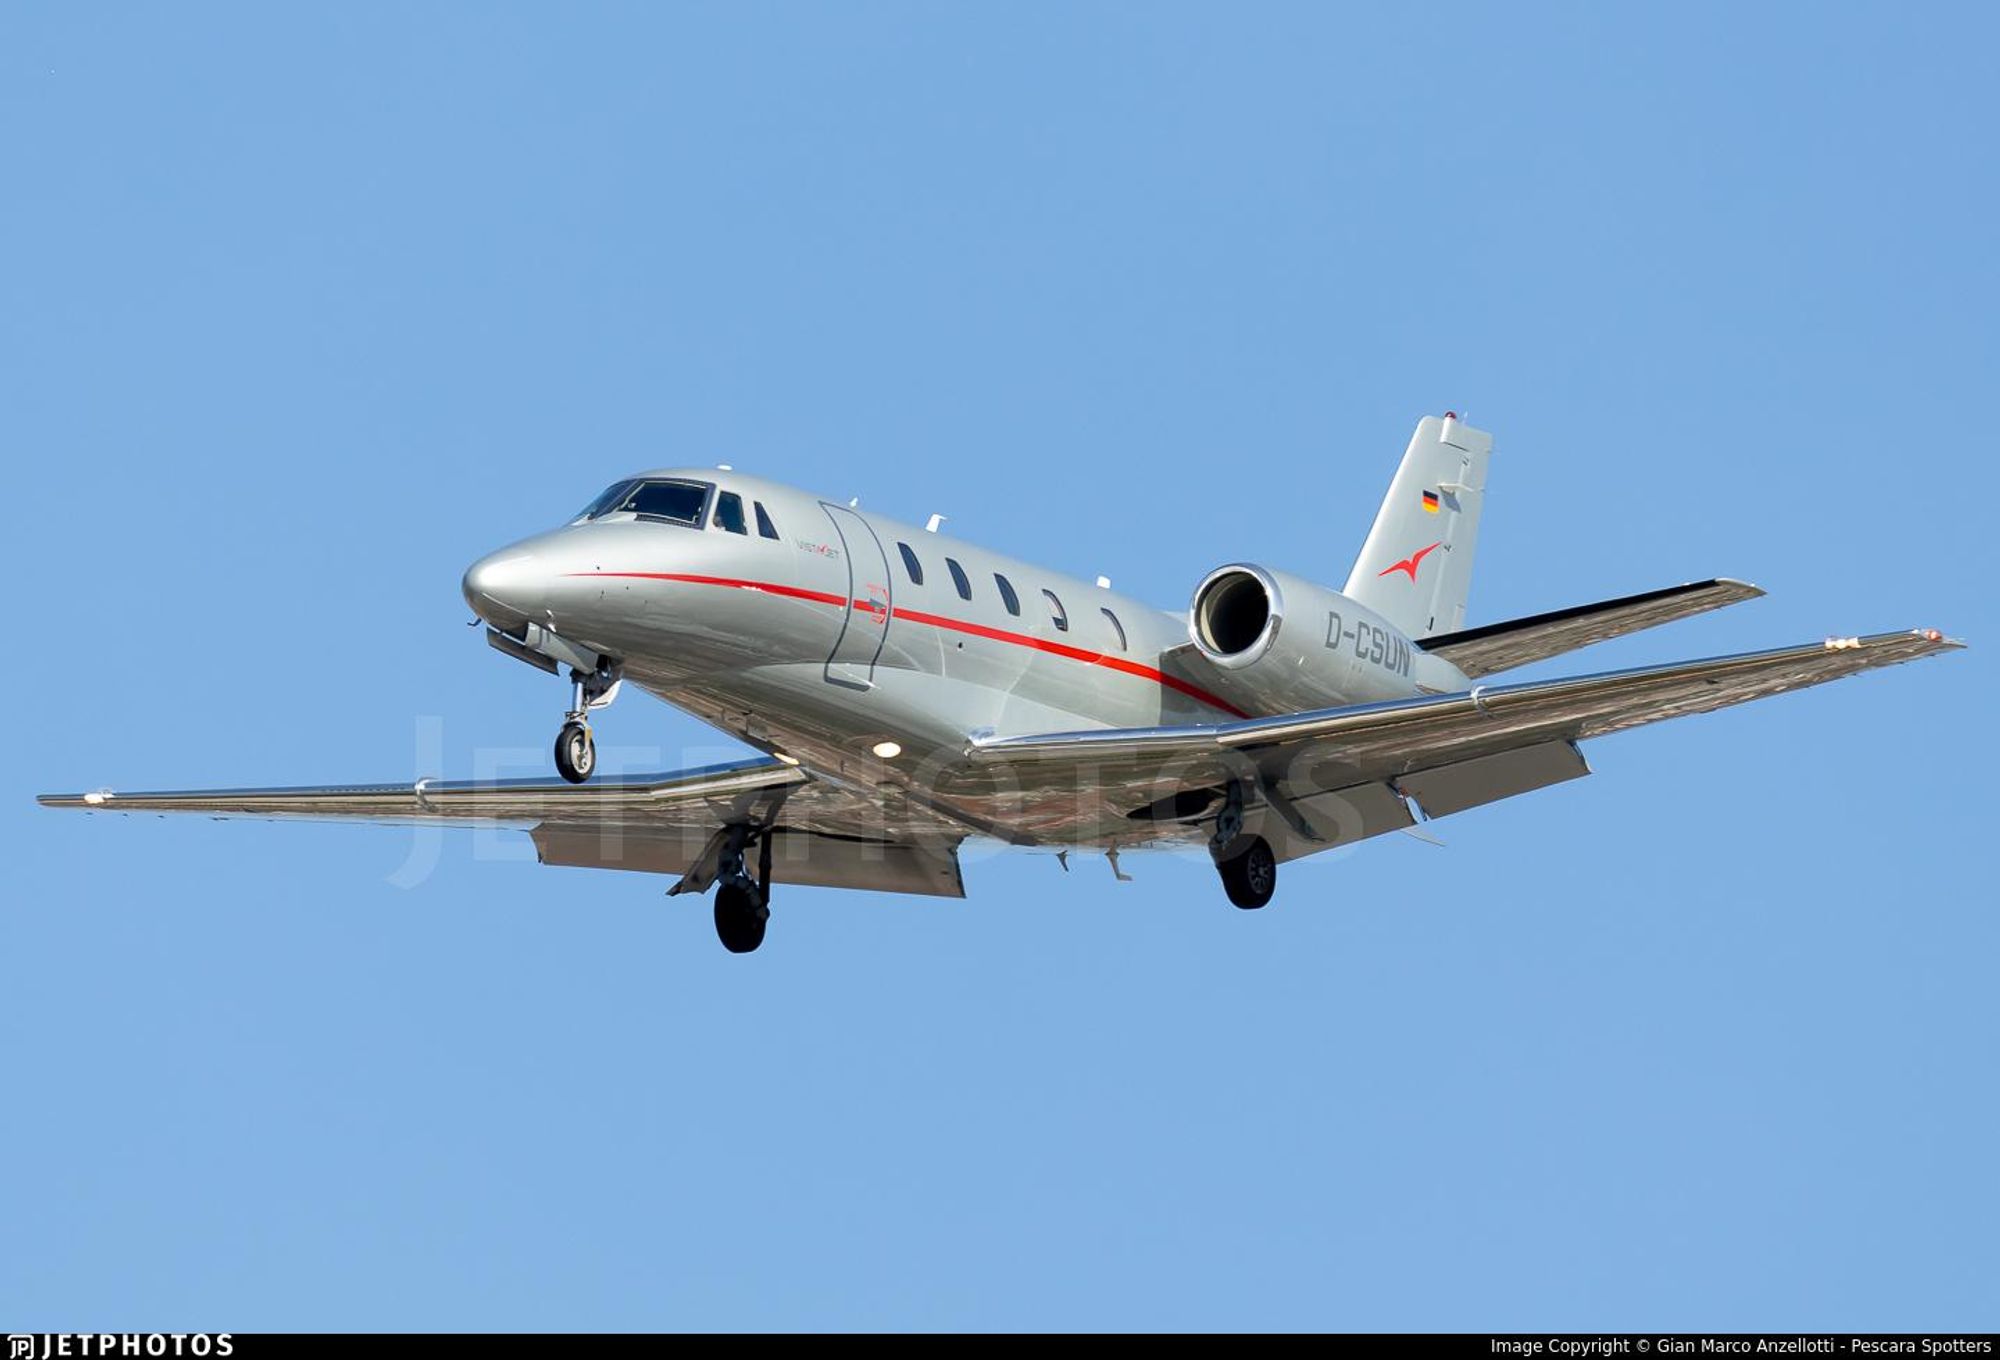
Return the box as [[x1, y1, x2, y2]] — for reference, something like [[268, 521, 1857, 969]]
[[1187, 562, 1419, 714], [1191, 565, 1282, 666]]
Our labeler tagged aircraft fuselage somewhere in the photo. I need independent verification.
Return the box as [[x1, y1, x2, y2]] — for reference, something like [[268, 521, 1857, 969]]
[[461, 467, 1466, 838]]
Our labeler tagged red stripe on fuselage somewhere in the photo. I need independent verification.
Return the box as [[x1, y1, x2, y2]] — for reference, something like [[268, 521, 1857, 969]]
[[577, 571, 848, 608], [885, 604, 1250, 718], [566, 571, 1251, 719]]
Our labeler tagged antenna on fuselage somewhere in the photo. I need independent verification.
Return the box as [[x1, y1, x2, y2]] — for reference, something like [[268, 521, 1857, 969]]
[[1095, 575, 1112, 589], [849, 497, 860, 508], [925, 514, 946, 533]]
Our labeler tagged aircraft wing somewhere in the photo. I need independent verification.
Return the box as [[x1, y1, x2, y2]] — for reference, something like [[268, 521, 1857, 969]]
[[38, 756, 968, 897], [954, 627, 1962, 855], [39, 628, 1962, 884]]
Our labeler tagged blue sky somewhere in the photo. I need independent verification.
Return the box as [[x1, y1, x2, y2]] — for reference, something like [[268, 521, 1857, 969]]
[[3, 2, 1993, 1332]]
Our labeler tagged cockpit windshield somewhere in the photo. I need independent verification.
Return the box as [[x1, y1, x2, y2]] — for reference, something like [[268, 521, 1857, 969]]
[[575, 478, 712, 526]]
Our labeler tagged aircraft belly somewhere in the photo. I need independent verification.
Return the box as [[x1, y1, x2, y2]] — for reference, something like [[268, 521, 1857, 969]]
[[629, 654, 1212, 850]]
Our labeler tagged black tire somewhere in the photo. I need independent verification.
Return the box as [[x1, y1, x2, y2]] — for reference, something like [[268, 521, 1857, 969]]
[[554, 722, 595, 784], [1216, 834, 1277, 910], [714, 882, 770, 954]]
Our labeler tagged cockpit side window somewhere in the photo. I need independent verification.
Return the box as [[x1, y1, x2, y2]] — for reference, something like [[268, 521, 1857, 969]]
[[994, 573, 1021, 616], [577, 479, 638, 521], [616, 479, 710, 525], [946, 558, 972, 601], [754, 502, 780, 539], [714, 491, 748, 535], [897, 542, 924, 586]]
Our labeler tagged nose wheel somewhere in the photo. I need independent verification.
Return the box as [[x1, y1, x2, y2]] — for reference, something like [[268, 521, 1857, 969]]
[[552, 664, 619, 784], [554, 721, 596, 784]]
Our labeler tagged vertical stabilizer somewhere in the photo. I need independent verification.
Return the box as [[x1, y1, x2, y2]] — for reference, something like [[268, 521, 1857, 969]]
[[1343, 414, 1492, 638]]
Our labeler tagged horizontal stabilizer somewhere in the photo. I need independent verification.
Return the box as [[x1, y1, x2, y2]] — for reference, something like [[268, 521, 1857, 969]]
[[1417, 578, 1765, 678]]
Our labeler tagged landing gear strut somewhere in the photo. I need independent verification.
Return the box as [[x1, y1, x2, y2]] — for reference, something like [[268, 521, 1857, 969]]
[[712, 824, 776, 954], [552, 664, 619, 784], [1210, 782, 1277, 909]]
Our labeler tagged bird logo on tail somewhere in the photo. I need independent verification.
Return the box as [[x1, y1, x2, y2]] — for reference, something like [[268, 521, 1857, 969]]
[[1377, 541, 1441, 582]]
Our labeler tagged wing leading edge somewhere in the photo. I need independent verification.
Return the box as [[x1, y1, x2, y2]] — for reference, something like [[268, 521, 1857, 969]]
[[36, 756, 803, 823]]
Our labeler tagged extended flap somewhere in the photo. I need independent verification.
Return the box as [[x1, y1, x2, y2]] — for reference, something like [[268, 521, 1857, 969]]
[[1396, 740, 1590, 820], [531, 824, 966, 898]]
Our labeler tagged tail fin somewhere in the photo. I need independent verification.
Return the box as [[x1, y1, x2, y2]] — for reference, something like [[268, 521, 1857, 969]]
[[1343, 413, 1492, 638]]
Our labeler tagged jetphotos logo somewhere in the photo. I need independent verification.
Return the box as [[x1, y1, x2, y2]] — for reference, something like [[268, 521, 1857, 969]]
[[9, 1340, 232, 1359], [1377, 541, 1440, 582]]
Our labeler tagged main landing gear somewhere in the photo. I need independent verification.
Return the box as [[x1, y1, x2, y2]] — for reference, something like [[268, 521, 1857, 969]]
[[1210, 782, 1277, 910], [552, 663, 620, 784], [1215, 835, 1278, 910], [670, 818, 786, 954], [712, 826, 775, 954]]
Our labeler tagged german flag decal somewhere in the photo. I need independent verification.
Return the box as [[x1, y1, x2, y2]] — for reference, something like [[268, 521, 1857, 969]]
[[1421, 489, 1441, 514]]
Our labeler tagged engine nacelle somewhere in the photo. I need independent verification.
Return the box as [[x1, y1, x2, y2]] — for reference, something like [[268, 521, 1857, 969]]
[[1188, 563, 1420, 714]]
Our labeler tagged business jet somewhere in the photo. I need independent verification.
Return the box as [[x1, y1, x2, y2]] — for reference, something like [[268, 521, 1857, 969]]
[[40, 415, 1961, 952]]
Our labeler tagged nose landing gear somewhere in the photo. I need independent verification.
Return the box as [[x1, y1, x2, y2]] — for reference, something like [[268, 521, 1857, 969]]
[[552, 664, 620, 784], [554, 721, 596, 783]]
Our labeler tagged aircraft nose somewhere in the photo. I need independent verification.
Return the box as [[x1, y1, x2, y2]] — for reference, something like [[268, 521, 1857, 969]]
[[462, 548, 542, 631]]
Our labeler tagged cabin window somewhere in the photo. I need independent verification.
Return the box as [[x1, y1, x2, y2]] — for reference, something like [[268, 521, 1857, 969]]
[[897, 542, 924, 586], [617, 479, 709, 526], [947, 557, 972, 601], [1101, 606, 1127, 651], [994, 573, 1021, 616], [713, 491, 748, 535], [1043, 589, 1069, 631], [754, 502, 780, 539]]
